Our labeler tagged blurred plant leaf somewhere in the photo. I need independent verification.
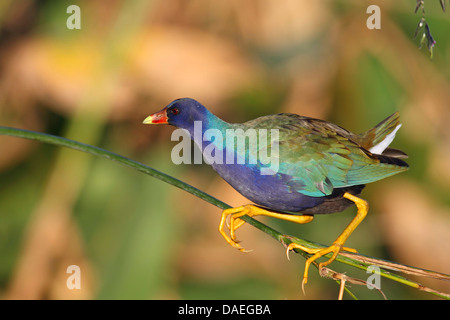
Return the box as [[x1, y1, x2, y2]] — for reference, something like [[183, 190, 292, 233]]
[[414, 18, 436, 58], [440, 0, 447, 12]]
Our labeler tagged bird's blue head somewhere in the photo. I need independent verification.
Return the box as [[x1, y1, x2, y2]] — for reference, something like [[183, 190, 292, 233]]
[[143, 98, 227, 135], [143, 98, 210, 130]]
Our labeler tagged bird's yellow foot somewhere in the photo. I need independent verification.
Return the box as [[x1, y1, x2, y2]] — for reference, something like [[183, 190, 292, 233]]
[[219, 205, 314, 252], [286, 242, 357, 292], [287, 192, 368, 293]]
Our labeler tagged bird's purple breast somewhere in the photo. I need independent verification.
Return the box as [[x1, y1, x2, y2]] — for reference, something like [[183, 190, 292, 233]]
[[211, 161, 324, 212]]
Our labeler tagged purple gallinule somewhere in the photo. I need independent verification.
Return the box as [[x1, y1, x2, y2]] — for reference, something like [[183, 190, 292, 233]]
[[143, 98, 408, 287]]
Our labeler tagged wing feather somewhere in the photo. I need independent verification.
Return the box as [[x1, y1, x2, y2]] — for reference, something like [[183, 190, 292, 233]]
[[241, 113, 407, 197]]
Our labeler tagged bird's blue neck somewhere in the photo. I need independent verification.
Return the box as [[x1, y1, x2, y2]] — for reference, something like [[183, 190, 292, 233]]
[[184, 108, 231, 151], [203, 111, 231, 135]]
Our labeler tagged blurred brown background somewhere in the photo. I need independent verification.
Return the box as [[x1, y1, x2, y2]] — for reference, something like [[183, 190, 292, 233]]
[[0, 0, 449, 300]]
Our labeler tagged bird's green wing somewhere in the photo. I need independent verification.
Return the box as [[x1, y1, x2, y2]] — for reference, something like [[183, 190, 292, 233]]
[[245, 114, 407, 197]]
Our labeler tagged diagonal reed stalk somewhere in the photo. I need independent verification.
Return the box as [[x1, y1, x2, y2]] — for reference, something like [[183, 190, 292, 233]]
[[1, 126, 450, 299]]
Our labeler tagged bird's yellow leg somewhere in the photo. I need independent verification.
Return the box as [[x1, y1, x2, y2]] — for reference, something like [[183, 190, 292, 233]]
[[219, 204, 314, 252], [287, 192, 368, 289], [229, 206, 314, 241]]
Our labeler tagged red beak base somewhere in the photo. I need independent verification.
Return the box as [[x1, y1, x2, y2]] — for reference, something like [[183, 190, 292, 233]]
[[143, 109, 169, 124]]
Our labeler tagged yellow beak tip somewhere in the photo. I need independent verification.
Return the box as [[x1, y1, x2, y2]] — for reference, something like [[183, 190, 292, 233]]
[[142, 116, 153, 124]]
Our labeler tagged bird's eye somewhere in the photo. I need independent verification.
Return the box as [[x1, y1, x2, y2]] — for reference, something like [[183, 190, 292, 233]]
[[171, 107, 180, 115]]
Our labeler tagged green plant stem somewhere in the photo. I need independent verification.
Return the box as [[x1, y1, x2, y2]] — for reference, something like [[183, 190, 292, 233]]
[[1, 126, 450, 299], [0, 127, 279, 235]]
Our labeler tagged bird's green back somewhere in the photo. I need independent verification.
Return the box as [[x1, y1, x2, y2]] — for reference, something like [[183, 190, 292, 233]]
[[236, 113, 408, 197]]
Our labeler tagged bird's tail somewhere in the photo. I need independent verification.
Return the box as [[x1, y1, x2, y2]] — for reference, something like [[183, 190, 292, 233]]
[[358, 112, 408, 159]]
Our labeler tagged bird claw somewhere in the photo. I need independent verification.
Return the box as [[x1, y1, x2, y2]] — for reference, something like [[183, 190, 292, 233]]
[[286, 241, 358, 294], [219, 206, 255, 253], [302, 277, 308, 295]]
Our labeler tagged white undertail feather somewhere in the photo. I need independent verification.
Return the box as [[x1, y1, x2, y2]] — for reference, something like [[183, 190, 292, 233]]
[[369, 124, 402, 155]]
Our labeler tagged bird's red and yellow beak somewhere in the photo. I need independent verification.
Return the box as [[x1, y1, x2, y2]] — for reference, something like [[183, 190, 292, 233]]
[[143, 108, 169, 124]]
